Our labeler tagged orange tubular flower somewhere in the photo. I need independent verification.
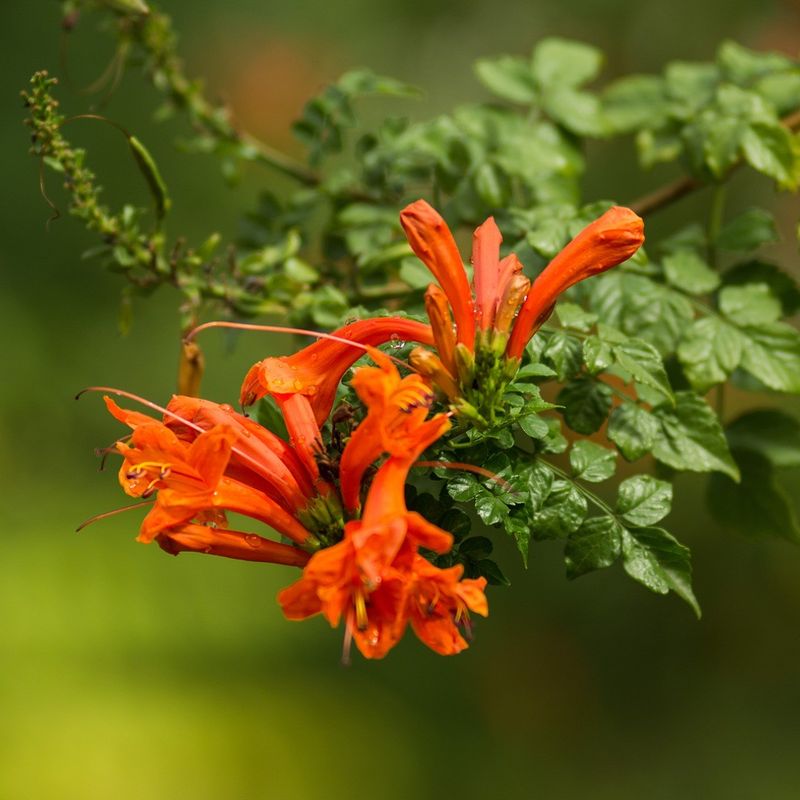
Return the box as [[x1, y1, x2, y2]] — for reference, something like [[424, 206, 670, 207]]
[[505, 206, 645, 359], [277, 352, 488, 660], [114, 420, 314, 546], [400, 200, 476, 348], [239, 317, 435, 425]]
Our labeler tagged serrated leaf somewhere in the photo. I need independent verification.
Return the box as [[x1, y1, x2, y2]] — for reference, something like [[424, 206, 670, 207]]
[[717, 40, 794, 83], [741, 123, 800, 189], [716, 209, 779, 252], [652, 392, 740, 480], [723, 260, 800, 316], [504, 514, 533, 567], [617, 475, 673, 527], [557, 377, 612, 435], [621, 527, 700, 617], [531, 38, 603, 89], [613, 338, 674, 403], [531, 479, 588, 539], [677, 316, 744, 392], [708, 449, 800, 543], [725, 409, 800, 468], [556, 302, 597, 332], [519, 413, 550, 439], [474, 56, 538, 104], [720, 283, 782, 326], [526, 460, 555, 511], [544, 86, 606, 136], [565, 516, 622, 578], [662, 250, 720, 294], [738, 321, 800, 393], [583, 335, 614, 374], [543, 330, 583, 380], [602, 74, 668, 133], [569, 441, 617, 482], [607, 403, 659, 461], [475, 491, 510, 526], [475, 558, 512, 586]]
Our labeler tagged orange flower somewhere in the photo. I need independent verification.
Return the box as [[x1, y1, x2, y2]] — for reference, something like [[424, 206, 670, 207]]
[[406, 555, 488, 655], [398, 199, 644, 382], [277, 351, 488, 660], [113, 418, 314, 546], [240, 317, 435, 424], [157, 523, 311, 567], [505, 206, 645, 358], [337, 347, 440, 512]]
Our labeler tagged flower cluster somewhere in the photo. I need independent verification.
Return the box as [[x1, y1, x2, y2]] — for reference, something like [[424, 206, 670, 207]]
[[86, 199, 643, 660]]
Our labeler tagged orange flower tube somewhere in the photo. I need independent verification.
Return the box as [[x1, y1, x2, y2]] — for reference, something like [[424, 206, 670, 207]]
[[505, 206, 644, 359]]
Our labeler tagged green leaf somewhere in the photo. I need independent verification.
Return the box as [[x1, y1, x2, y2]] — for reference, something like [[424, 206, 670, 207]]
[[475, 559, 511, 586], [677, 316, 744, 392], [519, 413, 549, 440], [531, 480, 588, 539], [737, 321, 800, 393], [607, 403, 659, 461], [602, 74, 668, 133], [556, 302, 597, 332], [613, 338, 674, 404], [717, 40, 794, 83], [621, 527, 700, 617], [504, 514, 533, 566], [755, 72, 800, 116], [564, 516, 622, 578], [741, 122, 800, 189], [531, 38, 603, 89], [474, 56, 538, 103], [662, 250, 720, 294], [720, 283, 782, 326], [583, 335, 614, 374], [256, 396, 290, 439], [723, 261, 800, 316], [543, 87, 606, 136], [556, 377, 612, 435], [652, 392, 740, 480], [725, 409, 800, 468], [526, 460, 555, 511], [569, 441, 617, 483], [637, 128, 683, 168], [716, 209, 779, 252], [616, 475, 673, 527], [543, 330, 583, 380], [708, 449, 800, 543]]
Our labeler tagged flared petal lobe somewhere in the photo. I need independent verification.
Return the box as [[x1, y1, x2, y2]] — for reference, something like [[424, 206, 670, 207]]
[[240, 317, 435, 425]]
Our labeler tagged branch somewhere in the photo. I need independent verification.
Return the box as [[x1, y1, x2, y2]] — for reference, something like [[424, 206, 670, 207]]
[[629, 108, 800, 217], [67, 1, 320, 186]]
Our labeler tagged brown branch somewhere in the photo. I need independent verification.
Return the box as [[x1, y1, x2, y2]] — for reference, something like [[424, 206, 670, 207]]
[[629, 108, 800, 218]]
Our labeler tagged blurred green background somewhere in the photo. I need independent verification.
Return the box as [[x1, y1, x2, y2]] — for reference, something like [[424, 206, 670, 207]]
[[4, 1, 800, 797]]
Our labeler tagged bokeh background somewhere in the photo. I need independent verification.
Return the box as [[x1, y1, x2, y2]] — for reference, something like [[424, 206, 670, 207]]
[[4, 1, 800, 797]]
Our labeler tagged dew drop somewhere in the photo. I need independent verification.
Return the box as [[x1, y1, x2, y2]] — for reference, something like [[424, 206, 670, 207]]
[[245, 534, 262, 549]]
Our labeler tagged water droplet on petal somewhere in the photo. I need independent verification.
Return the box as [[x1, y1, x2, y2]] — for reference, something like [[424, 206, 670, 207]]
[[245, 534, 262, 549]]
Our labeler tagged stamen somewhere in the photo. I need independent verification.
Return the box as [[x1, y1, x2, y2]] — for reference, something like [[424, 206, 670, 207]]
[[341, 609, 354, 667], [75, 500, 154, 532], [354, 588, 368, 631], [184, 320, 414, 373], [413, 460, 516, 495]]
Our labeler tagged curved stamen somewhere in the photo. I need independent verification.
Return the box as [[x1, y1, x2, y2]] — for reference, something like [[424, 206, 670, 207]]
[[76, 500, 154, 532], [412, 460, 516, 496], [76, 386, 294, 488], [184, 320, 415, 373]]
